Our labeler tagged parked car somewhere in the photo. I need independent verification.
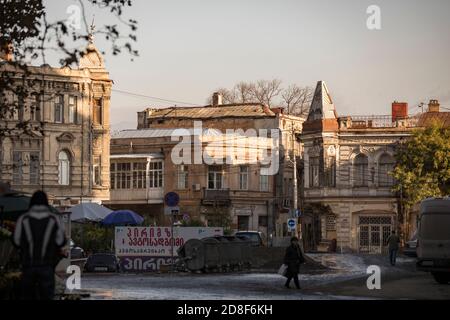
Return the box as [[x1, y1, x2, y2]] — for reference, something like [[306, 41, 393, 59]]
[[84, 253, 121, 273], [416, 197, 450, 284], [70, 239, 85, 259], [403, 230, 418, 257], [234, 231, 266, 246]]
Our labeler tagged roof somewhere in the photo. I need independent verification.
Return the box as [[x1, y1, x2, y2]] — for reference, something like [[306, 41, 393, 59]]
[[306, 81, 338, 122], [110, 153, 164, 159], [145, 103, 276, 119], [417, 112, 450, 128], [112, 128, 222, 139]]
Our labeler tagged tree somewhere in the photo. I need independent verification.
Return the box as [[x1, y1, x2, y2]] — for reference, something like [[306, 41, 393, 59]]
[[0, 0, 138, 137], [392, 121, 450, 208], [208, 79, 313, 117], [250, 79, 282, 106], [281, 84, 313, 117]]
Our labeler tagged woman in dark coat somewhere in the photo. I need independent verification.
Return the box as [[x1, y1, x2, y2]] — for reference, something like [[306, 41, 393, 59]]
[[284, 236, 304, 289]]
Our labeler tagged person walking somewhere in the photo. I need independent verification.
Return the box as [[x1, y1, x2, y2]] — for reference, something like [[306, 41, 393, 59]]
[[284, 236, 305, 289], [12, 191, 67, 300], [386, 230, 400, 266]]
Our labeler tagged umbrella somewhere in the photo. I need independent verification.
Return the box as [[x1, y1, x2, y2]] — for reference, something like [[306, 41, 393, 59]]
[[0, 192, 59, 222], [102, 210, 144, 226], [70, 203, 113, 222]]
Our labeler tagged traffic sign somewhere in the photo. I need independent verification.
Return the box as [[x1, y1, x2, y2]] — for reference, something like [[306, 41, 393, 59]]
[[287, 218, 296, 232], [164, 206, 180, 216], [164, 192, 180, 207]]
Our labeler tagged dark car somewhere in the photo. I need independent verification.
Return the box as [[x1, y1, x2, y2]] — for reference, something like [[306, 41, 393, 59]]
[[70, 239, 85, 259], [403, 230, 418, 257], [235, 231, 266, 246], [84, 253, 121, 273]]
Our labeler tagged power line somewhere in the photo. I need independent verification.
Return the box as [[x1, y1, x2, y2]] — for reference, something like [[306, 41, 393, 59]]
[[112, 89, 201, 106]]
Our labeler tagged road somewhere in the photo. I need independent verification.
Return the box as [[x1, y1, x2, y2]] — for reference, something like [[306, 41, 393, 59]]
[[76, 254, 450, 300]]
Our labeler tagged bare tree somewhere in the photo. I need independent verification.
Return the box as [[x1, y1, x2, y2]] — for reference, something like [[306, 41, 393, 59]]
[[208, 79, 312, 117], [250, 79, 282, 106], [206, 87, 236, 105], [233, 81, 253, 103], [281, 84, 313, 117]]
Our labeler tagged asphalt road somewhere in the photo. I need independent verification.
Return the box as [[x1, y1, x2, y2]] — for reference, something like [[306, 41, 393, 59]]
[[76, 254, 450, 300]]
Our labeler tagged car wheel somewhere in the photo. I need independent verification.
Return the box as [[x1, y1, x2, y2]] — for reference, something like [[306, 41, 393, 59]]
[[432, 272, 450, 284]]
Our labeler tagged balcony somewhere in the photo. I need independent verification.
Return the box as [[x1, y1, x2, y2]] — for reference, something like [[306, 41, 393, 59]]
[[110, 188, 164, 204], [201, 188, 231, 206]]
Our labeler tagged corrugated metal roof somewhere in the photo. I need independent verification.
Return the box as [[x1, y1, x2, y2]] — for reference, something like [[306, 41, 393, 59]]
[[110, 153, 164, 159], [417, 112, 450, 128], [146, 104, 276, 119], [112, 128, 224, 139]]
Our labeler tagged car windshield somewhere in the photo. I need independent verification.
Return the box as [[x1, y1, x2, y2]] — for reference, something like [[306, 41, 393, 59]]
[[89, 255, 116, 264], [420, 213, 450, 240], [237, 233, 260, 242]]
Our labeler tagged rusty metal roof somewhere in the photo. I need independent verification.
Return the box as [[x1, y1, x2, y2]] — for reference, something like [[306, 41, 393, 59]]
[[417, 112, 450, 128], [146, 103, 276, 119]]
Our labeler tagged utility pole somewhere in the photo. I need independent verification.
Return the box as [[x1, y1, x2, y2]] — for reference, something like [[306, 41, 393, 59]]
[[291, 125, 298, 217]]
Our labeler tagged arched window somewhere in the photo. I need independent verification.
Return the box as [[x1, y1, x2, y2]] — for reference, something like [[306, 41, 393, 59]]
[[58, 151, 70, 185], [378, 154, 395, 186], [354, 154, 368, 187]]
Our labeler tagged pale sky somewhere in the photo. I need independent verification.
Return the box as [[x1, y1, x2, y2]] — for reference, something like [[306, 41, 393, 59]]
[[44, 0, 450, 130]]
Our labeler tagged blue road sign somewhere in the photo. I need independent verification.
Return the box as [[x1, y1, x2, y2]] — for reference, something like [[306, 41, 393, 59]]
[[164, 192, 180, 207], [287, 218, 296, 229]]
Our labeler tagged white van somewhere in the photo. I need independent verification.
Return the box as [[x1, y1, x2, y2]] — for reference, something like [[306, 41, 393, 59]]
[[416, 197, 450, 284]]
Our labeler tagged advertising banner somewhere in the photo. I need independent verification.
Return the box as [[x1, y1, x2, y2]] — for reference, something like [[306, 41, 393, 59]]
[[115, 226, 223, 257]]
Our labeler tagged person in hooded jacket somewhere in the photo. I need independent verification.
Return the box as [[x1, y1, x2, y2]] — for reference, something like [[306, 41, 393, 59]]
[[284, 236, 305, 289], [13, 191, 67, 300]]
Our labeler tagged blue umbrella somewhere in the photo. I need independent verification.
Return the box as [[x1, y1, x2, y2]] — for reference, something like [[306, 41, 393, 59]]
[[102, 210, 144, 226]]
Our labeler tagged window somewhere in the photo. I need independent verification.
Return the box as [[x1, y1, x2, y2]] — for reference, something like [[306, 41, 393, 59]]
[[54, 95, 64, 123], [18, 95, 24, 121], [378, 154, 395, 187], [110, 163, 116, 189], [31, 94, 41, 122], [258, 215, 268, 227], [149, 161, 163, 188], [93, 98, 103, 125], [29, 152, 40, 185], [326, 156, 336, 187], [116, 163, 131, 189], [354, 154, 368, 187], [239, 166, 249, 190], [133, 162, 147, 189], [309, 156, 320, 187], [12, 151, 23, 185], [93, 156, 101, 186], [259, 172, 269, 192], [237, 216, 249, 231], [177, 165, 188, 189], [68, 96, 77, 123], [58, 151, 70, 185], [208, 165, 223, 190]]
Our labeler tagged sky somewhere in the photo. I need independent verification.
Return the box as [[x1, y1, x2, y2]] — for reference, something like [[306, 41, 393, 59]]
[[43, 0, 450, 131]]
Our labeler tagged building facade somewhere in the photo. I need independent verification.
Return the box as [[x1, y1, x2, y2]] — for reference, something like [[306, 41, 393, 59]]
[[300, 80, 447, 253], [0, 37, 112, 208], [108, 94, 305, 243]]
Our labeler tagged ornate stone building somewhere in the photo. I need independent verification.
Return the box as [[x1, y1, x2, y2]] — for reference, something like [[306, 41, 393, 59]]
[[301, 81, 448, 253], [0, 36, 111, 208]]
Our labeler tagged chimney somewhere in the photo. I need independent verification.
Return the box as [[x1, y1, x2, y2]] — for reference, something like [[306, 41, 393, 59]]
[[428, 99, 440, 113], [0, 37, 13, 62], [392, 101, 408, 122], [212, 92, 223, 107]]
